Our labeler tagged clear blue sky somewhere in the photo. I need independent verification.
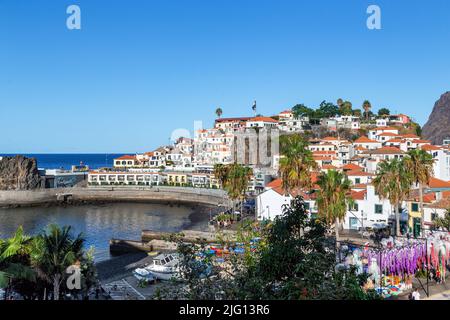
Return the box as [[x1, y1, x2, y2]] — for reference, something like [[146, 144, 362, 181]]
[[1, 0, 449, 153]]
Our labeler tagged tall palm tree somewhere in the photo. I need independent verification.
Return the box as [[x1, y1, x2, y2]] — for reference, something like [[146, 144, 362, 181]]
[[316, 170, 354, 242], [34, 225, 85, 300], [403, 149, 434, 235], [223, 163, 253, 213], [278, 134, 318, 194], [215, 107, 223, 119], [213, 164, 229, 189], [372, 159, 413, 237], [362, 100, 372, 121]]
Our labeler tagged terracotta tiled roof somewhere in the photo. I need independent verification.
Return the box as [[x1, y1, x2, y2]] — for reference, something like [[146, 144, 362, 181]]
[[361, 146, 405, 155], [354, 136, 378, 143], [115, 155, 136, 160], [428, 177, 450, 189], [215, 117, 251, 123], [342, 163, 364, 171], [345, 170, 374, 177], [351, 190, 367, 201], [421, 145, 442, 151], [249, 116, 278, 123]]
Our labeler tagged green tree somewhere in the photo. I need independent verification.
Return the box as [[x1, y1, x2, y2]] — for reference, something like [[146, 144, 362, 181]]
[[316, 170, 354, 242], [278, 134, 318, 194], [339, 101, 353, 116], [222, 164, 253, 212], [215, 107, 223, 118], [162, 197, 380, 300], [372, 159, 413, 236], [362, 100, 372, 121], [0, 227, 37, 294], [353, 109, 362, 117], [34, 225, 85, 300], [378, 108, 390, 116], [403, 149, 434, 235], [434, 209, 450, 231], [318, 100, 339, 118], [292, 104, 314, 118]]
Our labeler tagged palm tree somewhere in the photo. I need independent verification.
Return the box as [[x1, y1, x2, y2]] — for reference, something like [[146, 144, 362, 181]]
[[223, 163, 253, 213], [278, 134, 318, 194], [372, 159, 413, 237], [34, 225, 85, 300], [316, 170, 354, 242], [0, 227, 36, 296], [213, 164, 229, 189], [215, 107, 223, 119], [403, 149, 434, 235], [362, 100, 372, 121]]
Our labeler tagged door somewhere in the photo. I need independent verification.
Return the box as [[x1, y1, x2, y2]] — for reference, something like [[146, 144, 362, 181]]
[[349, 217, 359, 230]]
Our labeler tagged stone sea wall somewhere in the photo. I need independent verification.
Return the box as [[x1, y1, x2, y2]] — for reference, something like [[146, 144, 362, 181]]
[[0, 186, 228, 207]]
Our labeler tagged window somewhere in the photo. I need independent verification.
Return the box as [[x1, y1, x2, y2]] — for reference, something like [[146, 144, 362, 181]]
[[349, 203, 359, 211], [411, 203, 419, 212], [355, 178, 361, 184], [375, 204, 383, 214]]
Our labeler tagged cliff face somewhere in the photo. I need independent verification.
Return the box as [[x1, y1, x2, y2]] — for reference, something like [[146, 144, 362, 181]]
[[422, 91, 450, 145], [0, 156, 41, 190]]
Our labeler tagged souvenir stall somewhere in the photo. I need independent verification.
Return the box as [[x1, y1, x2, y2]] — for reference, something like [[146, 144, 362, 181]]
[[337, 232, 450, 298]]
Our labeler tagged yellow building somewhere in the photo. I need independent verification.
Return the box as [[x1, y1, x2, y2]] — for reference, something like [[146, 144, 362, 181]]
[[167, 172, 188, 186], [406, 192, 436, 237]]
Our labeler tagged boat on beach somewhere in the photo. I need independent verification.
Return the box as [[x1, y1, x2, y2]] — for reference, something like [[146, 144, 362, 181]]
[[144, 253, 182, 281]]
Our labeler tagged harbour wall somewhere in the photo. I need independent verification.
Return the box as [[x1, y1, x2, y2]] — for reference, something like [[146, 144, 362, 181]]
[[0, 186, 229, 208]]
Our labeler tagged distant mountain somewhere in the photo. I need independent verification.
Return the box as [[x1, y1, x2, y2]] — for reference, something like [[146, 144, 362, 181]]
[[422, 91, 450, 145]]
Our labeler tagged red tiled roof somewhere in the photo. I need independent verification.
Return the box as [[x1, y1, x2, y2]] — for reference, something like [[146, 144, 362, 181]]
[[362, 146, 405, 154], [422, 145, 441, 151], [215, 117, 251, 123], [351, 190, 367, 201], [346, 170, 374, 177], [428, 177, 450, 189], [354, 136, 378, 143], [115, 155, 136, 160], [342, 163, 363, 171], [249, 116, 278, 123]]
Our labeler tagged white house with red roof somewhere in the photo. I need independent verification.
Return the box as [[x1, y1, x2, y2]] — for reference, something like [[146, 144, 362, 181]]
[[368, 126, 399, 140], [245, 116, 278, 129], [353, 136, 382, 150]]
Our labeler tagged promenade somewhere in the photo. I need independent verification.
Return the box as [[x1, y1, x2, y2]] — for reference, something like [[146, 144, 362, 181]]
[[0, 186, 228, 208]]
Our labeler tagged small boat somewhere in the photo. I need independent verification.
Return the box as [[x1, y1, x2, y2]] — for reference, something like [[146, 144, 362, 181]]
[[146, 253, 182, 281], [133, 268, 155, 282]]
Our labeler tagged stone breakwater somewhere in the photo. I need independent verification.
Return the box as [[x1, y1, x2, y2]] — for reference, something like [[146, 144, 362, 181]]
[[0, 186, 228, 208]]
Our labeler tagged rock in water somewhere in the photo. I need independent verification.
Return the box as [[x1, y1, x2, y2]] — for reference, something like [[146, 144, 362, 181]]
[[0, 155, 41, 190], [422, 91, 450, 145]]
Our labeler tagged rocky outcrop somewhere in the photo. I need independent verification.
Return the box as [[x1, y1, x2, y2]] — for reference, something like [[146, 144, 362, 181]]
[[422, 91, 450, 145], [0, 156, 41, 190]]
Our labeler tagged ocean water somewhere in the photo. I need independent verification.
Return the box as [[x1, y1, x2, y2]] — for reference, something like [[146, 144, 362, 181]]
[[0, 154, 126, 170], [0, 202, 209, 262]]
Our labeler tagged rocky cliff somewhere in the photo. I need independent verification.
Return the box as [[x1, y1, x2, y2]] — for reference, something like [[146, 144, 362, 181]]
[[0, 156, 41, 190], [422, 91, 450, 145]]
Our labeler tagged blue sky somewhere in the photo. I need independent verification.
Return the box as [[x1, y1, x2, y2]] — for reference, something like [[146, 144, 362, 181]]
[[1, 0, 449, 153]]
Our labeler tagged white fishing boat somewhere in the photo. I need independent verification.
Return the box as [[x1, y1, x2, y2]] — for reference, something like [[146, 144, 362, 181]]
[[146, 253, 182, 281], [133, 267, 155, 282]]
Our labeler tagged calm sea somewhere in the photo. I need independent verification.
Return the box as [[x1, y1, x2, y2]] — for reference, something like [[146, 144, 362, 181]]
[[0, 154, 127, 170]]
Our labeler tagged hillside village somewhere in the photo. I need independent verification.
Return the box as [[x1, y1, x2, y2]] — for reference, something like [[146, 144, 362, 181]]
[[88, 101, 450, 236]]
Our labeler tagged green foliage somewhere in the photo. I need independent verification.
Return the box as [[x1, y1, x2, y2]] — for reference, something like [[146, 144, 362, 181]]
[[434, 209, 450, 231], [161, 197, 380, 300], [279, 134, 317, 193], [378, 108, 390, 116], [0, 225, 97, 300]]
